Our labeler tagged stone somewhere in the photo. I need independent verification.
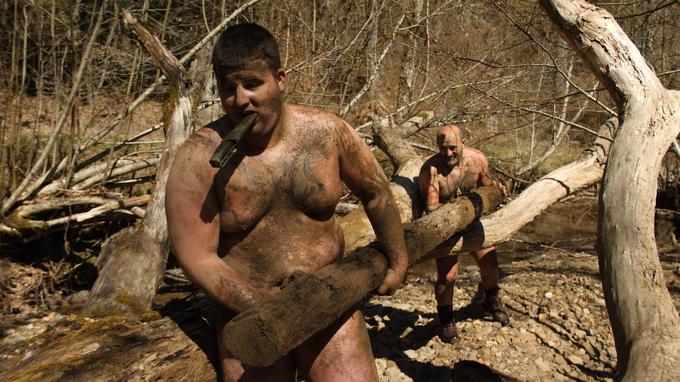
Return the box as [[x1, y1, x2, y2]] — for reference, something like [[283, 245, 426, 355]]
[[400, 327, 413, 338], [567, 354, 584, 365], [534, 357, 552, 372], [404, 349, 418, 359], [572, 328, 587, 339]]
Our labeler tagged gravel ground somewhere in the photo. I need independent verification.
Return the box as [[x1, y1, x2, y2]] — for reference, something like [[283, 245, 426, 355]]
[[366, 248, 680, 382]]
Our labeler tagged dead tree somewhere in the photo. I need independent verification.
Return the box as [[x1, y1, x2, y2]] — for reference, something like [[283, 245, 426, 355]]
[[83, 11, 209, 316], [0, 315, 216, 381], [540, 1, 680, 380]]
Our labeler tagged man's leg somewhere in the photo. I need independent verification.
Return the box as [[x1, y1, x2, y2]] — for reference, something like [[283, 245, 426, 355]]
[[215, 310, 297, 382], [295, 306, 379, 382], [472, 246, 499, 290], [435, 255, 459, 343], [471, 246, 510, 326]]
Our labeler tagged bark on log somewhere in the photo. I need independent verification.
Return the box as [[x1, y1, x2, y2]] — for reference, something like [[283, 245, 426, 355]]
[[222, 186, 503, 367], [0, 194, 152, 241], [39, 155, 160, 197], [83, 12, 207, 316], [0, 315, 216, 382], [340, 112, 429, 252], [540, 1, 680, 380]]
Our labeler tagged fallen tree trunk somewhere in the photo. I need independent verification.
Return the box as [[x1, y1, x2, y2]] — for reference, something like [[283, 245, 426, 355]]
[[222, 186, 503, 367], [540, 1, 680, 380], [83, 11, 207, 316], [0, 315, 216, 381]]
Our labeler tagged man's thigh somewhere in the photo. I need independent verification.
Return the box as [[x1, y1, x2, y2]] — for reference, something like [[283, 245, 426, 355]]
[[213, 303, 297, 382], [295, 307, 379, 382]]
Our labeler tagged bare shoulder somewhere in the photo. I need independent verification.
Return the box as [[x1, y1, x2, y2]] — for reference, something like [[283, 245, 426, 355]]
[[173, 118, 226, 163], [287, 103, 346, 131], [464, 146, 489, 169], [167, 122, 223, 191], [420, 155, 441, 174], [286, 103, 352, 146]]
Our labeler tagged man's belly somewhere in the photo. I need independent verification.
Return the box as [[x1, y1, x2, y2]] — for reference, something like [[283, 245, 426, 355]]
[[218, 209, 344, 288]]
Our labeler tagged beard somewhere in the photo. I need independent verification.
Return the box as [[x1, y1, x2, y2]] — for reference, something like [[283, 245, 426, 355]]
[[445, 155, 459, 168]]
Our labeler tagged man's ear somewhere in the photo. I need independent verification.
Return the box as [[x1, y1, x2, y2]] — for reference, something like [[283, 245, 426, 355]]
[[462, 138, 468, 144], [277, 68, 286, 92]]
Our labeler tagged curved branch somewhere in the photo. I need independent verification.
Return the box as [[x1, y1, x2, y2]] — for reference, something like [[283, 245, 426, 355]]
[[540, 1, 680, 380]]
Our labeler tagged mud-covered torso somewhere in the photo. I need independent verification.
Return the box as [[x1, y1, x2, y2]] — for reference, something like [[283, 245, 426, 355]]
[[210, 106, 344, 287]]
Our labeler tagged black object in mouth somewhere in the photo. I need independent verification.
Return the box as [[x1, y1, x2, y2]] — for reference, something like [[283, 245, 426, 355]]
[[209, 113, 258, 168]]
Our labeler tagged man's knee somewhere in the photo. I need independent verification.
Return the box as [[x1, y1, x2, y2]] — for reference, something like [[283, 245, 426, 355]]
[[436, 268, 459, 287], [473, 246, 496, 258], [298, 309, 378, 381]]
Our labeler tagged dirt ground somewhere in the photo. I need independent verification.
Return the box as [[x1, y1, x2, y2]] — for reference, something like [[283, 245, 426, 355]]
[[1, 196, 679, 381], [366, 195, 680, 381]]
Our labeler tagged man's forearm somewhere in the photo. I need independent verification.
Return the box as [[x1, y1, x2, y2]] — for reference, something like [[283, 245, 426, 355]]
[[426, 184, 441, 212], [364, 190, 409, 269], [180, 256, 266, 313]]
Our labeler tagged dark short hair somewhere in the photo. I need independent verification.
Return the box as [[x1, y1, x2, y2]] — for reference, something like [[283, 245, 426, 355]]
[[212, 23, 281, 78]]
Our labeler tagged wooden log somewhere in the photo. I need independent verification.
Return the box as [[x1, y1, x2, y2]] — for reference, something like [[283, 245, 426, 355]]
[[0, 194, 152, 241], [222, 186, 503, 367], [0, 315, 216, 381]]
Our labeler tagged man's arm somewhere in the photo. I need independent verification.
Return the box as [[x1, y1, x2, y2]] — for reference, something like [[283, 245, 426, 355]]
[[335, 120, 408, 295], [418, 160, 441, 212], [166, 135, 273, 313], [474, 152, 507, 195]]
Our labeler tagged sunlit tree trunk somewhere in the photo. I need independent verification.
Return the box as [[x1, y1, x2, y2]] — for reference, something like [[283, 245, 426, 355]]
[[540, 1, 680, 380]]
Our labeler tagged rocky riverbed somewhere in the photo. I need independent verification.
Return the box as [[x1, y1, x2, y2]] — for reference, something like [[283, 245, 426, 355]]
[[364, 195, 680, 381], [367, 249, 626, 381]]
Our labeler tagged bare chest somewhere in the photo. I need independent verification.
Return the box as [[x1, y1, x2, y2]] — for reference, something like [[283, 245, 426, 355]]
[[437, 166, 480, 201], [215, 140, 342, 233]]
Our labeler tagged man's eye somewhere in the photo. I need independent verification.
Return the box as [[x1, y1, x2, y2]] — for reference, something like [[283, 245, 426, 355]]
[[243, 80, 262, 89]]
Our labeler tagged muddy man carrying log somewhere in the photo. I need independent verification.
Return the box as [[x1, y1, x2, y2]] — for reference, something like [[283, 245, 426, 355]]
[[221, 186, 503, 367]]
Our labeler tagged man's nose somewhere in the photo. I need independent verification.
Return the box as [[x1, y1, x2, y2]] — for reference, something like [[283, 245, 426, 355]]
[[234, 86, 251, 110]]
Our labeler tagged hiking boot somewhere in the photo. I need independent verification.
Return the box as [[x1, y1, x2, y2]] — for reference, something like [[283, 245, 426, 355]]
[[437, 304, 459, 343], [439, 320, 459, 343], [484, 290, 510, 326]]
